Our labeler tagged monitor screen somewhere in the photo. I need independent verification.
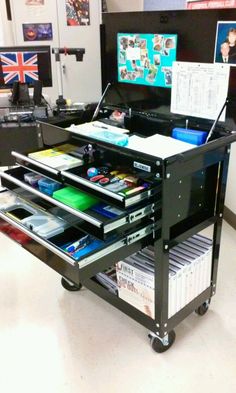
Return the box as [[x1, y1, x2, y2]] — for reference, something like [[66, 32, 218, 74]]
[[117, 33, 177, 88], [0, 45, 52, 88]]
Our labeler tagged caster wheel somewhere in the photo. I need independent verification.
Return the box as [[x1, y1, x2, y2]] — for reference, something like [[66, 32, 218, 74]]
[[195, 300, 210, 316], [61, 277, 82, 292], [149, 330, 176, 353]]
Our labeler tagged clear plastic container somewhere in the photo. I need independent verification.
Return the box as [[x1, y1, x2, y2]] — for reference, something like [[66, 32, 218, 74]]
[[22, 214, 67, 238], [24, 172, 43, 187], [89, 129, 129, 146]]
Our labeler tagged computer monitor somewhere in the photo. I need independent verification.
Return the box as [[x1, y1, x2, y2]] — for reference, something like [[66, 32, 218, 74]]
[[0, 45, 52, 105], [0, 45, 52, 89]]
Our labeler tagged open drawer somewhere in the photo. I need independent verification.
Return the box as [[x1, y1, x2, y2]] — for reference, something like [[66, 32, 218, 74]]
[[12, 148, 161, 209], [0, 167, 161, 240], [0, 190, 157, 284]]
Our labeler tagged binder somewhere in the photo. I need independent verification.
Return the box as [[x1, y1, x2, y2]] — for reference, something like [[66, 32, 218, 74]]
[[187, 237, 212, 291], [175, 243, 204, 301], [169, 250, 193, 308]]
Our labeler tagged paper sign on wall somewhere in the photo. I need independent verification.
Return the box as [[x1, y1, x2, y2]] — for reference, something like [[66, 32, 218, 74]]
[[171, 61, 230, 121]]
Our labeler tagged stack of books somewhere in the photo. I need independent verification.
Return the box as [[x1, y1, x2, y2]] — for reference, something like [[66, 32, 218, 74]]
[[116, 234, 212, 319]]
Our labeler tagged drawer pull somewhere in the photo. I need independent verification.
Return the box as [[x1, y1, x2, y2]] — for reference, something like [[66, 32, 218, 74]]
[[61, 170, 124, 202], [0, 211, 76, 266], [0, 171, 102, 228], [12, 151, 60, 176]]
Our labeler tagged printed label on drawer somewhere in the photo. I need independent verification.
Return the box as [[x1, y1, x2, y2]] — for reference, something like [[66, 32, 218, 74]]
[[133, 161, 151, 173]]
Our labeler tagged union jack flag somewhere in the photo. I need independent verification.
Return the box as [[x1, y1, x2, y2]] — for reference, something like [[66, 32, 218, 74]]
[[0, 52, 39, 85]]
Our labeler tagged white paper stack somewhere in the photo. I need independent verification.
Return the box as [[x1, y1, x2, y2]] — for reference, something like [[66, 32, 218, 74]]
[[116, 234, 212, 319]]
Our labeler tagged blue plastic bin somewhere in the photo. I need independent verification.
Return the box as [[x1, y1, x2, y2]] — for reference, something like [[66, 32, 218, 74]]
[[38, 178, 62, 196], [172, 127, 208, 146]]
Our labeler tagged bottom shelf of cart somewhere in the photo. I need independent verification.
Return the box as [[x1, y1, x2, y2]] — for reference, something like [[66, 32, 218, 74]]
[[84, 278, 213, 336]]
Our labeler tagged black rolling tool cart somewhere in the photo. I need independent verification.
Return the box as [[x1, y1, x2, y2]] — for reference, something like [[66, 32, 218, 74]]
[[0, 119, 235, 353]]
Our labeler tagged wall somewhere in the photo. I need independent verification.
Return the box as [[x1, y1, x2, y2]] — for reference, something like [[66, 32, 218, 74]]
[[9, 0, 102, 103], [144, 0, 186, 10], [106, 0, 143, 12], [10, 0, 59, 102], [0, 0, 14, 45], [56, 0, 102, 103], [225, 143, 236, 213]]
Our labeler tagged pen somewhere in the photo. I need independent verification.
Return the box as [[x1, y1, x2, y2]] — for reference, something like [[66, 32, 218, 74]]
[[92, 123, 108, 129], [65, 235, 90, 253]]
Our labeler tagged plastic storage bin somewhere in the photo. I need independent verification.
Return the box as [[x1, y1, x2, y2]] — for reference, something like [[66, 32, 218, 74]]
[[22, 214, 67, 238], [38, 178, 62, 196], [53, 186, 99, 211], [24, 172, 43, 187], [172, 128, 208, 145], [89, 130, 129, 146]]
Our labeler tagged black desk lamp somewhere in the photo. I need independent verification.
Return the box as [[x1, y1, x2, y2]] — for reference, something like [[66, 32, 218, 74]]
[[52, 47, 85, 109]]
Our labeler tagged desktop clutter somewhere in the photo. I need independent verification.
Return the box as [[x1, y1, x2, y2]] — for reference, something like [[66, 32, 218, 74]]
[[67, 120, 208, 160], [0, 137, 156, 260]]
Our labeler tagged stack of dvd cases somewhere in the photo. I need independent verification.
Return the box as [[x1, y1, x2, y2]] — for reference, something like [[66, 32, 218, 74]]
[[116, 234, 212, 319], [95, 267, 118, 295]]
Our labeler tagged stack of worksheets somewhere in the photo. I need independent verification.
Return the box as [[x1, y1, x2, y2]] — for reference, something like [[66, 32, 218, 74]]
[[116, 234, 212, 319]]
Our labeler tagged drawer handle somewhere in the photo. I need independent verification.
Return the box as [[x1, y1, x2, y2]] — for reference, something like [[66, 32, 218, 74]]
[[12, 151, 60, 176], [0, 211, 76, 266], [61, 170, 124, 202], [0, 171, 102, 228]]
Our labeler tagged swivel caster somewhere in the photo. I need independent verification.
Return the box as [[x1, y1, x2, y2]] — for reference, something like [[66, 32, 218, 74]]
[[148, 330, 176, 353], [195, 299, 211, 316], [61, 277, 82, 292]]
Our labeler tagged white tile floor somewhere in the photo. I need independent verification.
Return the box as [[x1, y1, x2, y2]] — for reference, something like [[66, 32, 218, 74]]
[[0, 222, 235, 393]]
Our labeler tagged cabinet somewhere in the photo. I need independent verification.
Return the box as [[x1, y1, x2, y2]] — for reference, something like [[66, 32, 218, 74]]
[[0, 120, 235, 352]]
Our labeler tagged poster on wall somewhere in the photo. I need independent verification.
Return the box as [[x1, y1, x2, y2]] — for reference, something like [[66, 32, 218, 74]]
[[214, 22, 236, 65], [65, 0, 90, 26], [186, 0, 236, 9], [117, 33, 177, 88], [25, 0, 45, 5], [23, 23, 53, 41]]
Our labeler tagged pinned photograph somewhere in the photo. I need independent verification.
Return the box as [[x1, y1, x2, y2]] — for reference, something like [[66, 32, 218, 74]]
[[23, 23, 53, 41], [119, 66, 128, 80], [153, 34, 163, 51], [140, 39, 147, 49], [65, 0, 90, 26], [140, 49, 148, 63], [162, 67, 172, 86], [154, 54, 161, 65], [128, 38, 135, 48], [146, 64, 158, 82], [135, 67, 144, 78], [165, 37, 175, 49], [214, 21, 236, 65], [120, 36, 129, 50], [119, 50, 126, 64]]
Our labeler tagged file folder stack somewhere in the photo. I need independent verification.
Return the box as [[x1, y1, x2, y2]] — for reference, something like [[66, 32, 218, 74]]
[[116, 234, 212, 319]]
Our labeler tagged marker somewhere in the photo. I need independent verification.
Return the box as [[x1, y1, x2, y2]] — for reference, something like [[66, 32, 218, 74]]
[[92, 123, 108, 130], [65, 235, 90, 253]]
